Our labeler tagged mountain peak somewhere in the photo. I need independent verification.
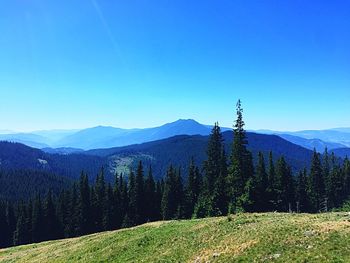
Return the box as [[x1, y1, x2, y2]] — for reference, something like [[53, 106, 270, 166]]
[[174, 119, 200, 124]]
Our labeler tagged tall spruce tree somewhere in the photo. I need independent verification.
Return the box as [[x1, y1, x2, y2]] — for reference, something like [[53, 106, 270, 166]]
[[103, 184, 114, 231], [212, 148, 228, 215], [13, 203, 29, 246], [344, 157, 350, 198], [295, 169, 310, 212], [112, 173, 122, 229], [67, 183, 78, 237], [44, 190, 59, 241], [174, 168, 185, 219], [275, 157, 295, 211], [94, 168, 106, 232], [134, 161, 145, 224], [155, 180, 163, 220], [78, 172, 91, 235], [32, 195, 44, 242], [185, 158, 201, 217], [0, 203, 11, 248], [308, 149, 325, 212], [144, 166, 157, 221], [323, 148, 331, 202], [161, 166, 179, 220], [56, 191, 68, 238], [227, 100, 254, 212], [328, 158, 344, 209], [127, 169, 136, 226], [267, 151, 277, 210], [6, 203, 16, 244], [196, 122, 228, 217], [255, 152, 269, 211], [119, 174, 129, 225]]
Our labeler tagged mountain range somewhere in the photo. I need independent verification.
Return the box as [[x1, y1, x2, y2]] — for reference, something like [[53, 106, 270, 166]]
[[1, 128, 348, 200], [0, 119, 349, 153]]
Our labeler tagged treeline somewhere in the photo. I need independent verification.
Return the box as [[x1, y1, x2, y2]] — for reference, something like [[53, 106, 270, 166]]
[[1, 100, 350, 248]]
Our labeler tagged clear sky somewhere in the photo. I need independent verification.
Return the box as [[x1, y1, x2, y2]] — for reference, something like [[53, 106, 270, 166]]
[[0, 0, 349, 132]]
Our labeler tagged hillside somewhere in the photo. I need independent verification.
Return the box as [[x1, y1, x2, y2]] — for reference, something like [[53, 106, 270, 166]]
[[0, 142, 105, 179], [0, 169, 72, 201], [87, 131, 314, 179], [1, 213, 350, 262], [0, 131, 314, 184]]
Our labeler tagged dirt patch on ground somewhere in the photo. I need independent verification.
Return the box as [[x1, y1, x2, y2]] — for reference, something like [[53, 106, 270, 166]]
[[316, 220, 350, 233], [191, 239, 258, 262]]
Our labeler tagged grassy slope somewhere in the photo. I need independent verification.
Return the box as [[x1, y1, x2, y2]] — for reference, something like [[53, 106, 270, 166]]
[[1, 213, 350, 263]]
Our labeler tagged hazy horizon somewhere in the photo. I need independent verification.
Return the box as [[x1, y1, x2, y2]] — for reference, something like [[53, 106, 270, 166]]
[[1, 118, 350, 134]]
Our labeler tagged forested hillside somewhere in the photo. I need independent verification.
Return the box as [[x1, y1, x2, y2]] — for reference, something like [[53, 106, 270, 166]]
[[86, 131, 315, 180], [0, 141, 106, 181], [1, 101, 349, 249], [0, 170, 72, 201]]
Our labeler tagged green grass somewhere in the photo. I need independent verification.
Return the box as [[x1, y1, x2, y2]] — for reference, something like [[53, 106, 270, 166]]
[[1, 213, 350, 262]]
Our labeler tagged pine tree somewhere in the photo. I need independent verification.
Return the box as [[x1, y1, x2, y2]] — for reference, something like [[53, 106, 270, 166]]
[[267, 151, 277, 210], [239, 177, 256, 212], [103, 184, 114, 231], [67, 183, 79, 237], [343, 157, 350, 198], [212, 148, 228, 215], [26, 200, 33, 243], [44, 190, 58, 241], [328, 158, 344, 209], [227, 100, 254, 212], [201, 122, 228, 216], [255, 152, 269, 211], [112, 173, 122, 229], [295, 169, 310, 212], [127, 169, 137, 226], [56, 191, 68, 238], [134, 161, 145, 224], [6, 203, 16, 244], [323, 148, 331, 201], [203, 123, 223, 195], [185, 158, 201, 217], [155, 180, 163, 220], [32, 195, 44, 242], [119, 174, 129, 225], [161, 166, 179, 220], [94, 168, 106, 232], [78, 172, 91, 235], [275, 157, 295, 211], [174, 168, 184, 219], [144, 166, 156, 221], [0, 203, 10, 248], [308, 149, 325, 212], [13, 203, 29, 246]]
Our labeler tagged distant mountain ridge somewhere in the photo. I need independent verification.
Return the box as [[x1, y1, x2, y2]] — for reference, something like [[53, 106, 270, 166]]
[[56, 119, 213, 149], [1, 120, 349, 151], [255, 128, 350, 148], [277, 134, 347, 152], [0, 119, 215, 150]]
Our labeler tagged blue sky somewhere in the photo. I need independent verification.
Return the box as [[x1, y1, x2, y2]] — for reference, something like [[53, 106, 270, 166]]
[[0, 0, 349, 132]]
